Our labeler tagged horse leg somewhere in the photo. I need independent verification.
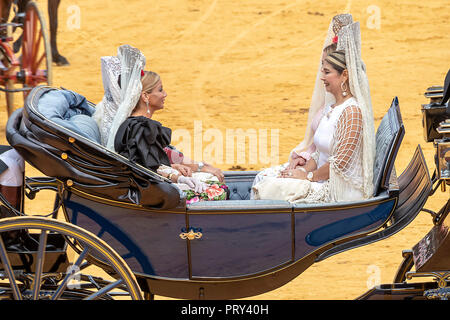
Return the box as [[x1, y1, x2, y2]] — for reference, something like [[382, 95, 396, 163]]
[[0, 0, 14, 23], [11, 0, 27, 52], [0, 0, 14, 37], [48, 0, 69, 66]]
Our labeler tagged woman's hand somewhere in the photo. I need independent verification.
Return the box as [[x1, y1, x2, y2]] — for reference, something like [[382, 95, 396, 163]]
[[287, 152, 306, 170], [177, 176, 208, 193], [287, 157, 306, 170], [172, 164, 192, 177], [280, 168, 307, 180], [202, 164, 225, 182]]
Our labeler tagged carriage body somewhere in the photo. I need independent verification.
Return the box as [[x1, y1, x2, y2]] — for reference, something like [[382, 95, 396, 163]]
[[2, 82, 444, 299], [60, 173, 398, 299]]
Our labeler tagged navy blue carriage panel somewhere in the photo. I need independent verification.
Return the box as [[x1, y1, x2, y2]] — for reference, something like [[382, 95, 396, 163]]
[[293, 197, 396, 259], [186, 200, 293, 278], [62, 190, 189, 279]]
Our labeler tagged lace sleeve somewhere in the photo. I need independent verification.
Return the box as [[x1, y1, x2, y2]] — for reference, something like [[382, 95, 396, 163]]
[[329, 105, 363, 183]]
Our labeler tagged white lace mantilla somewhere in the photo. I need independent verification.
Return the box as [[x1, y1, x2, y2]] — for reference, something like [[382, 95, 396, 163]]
[[92, 45, 146, 150]]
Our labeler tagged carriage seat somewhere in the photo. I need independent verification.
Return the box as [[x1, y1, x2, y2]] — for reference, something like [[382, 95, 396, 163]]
[[7, 86, 182, 210], [36, 89, 101, 144], [224, 97, 404, 200]]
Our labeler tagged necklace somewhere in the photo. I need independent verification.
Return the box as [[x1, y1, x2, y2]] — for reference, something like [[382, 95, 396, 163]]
[[326, 105, 336, 119], [326, 96, 353, 119]]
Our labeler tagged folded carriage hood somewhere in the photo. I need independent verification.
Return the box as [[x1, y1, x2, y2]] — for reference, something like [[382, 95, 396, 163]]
[[6, 86, 182, 210]]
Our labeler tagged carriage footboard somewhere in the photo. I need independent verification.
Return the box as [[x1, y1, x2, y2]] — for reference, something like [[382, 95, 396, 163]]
[[315, 145, 431, 261]]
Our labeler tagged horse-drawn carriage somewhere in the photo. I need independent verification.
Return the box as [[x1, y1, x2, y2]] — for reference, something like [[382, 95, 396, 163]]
[[0, 68, 449, 300]]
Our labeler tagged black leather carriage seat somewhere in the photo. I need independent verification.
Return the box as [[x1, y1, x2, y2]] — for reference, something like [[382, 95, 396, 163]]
[[372, 97, 404, 196], [224, 171, 259, 200], [6, 86, 182, 210], [224, 97, 405, 201]]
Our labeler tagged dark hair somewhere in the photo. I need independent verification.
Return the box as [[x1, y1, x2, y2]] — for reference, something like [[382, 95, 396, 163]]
[[324, 50, 346, 74]]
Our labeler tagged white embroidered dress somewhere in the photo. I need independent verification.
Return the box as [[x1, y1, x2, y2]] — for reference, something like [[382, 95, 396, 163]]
[[314, 96, 364, 201], [252, 20, 375, 203], [252, 96, 364, 203]]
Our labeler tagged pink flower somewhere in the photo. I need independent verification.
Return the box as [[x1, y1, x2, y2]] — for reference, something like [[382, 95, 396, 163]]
[[186, 196, 200, 204], [206, 184, 224, 200]]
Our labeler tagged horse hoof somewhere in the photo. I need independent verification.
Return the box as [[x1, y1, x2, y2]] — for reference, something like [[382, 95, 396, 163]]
[[53, 55, 70, 66]]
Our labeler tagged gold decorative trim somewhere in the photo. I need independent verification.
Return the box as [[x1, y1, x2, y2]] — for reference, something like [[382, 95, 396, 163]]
[[407, 270, 450, 288], [180, 229, 203, 240]]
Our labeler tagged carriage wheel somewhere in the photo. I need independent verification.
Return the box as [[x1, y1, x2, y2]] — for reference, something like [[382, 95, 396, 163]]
[[21, 1, 52, 101], [0, 216, 143, 300]]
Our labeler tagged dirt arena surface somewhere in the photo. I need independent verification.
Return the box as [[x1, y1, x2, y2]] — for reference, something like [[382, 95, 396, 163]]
[[0, 0, 449, 300]]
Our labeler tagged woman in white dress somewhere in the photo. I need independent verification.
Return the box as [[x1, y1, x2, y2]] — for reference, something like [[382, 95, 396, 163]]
[[252, 19, 375, 203]]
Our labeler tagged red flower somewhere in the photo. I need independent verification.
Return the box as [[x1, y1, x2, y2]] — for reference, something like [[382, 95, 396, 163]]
[[332, 36, 338, 44], [141, 69, 145, 77]]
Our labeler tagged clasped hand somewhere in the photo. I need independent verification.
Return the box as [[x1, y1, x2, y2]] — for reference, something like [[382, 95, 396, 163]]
[[171, 163, 224, 182], [287, 152, 306, 170], [279, 167, 307, 179]]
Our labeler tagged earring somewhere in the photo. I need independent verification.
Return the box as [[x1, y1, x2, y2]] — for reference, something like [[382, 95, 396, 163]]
[[341, 82, 348, 97], [146, 100, 150, 114]]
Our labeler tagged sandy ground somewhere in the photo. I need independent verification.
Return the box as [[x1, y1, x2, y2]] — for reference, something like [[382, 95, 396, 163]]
[[0, 0, 449, 300]]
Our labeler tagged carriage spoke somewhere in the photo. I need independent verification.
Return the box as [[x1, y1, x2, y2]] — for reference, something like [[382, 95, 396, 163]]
[[25, 12, 36, 68], [31, 229, 48, 300], [22, 28, 28, 67], [84, 279, 124, 300], [51, 246, 90, 300], [32, 30, 43, 71], [0, 236, 22, 300], [0, 216, 141, 300], [34, 52, 45, 72], [24, 22, 31, 67]]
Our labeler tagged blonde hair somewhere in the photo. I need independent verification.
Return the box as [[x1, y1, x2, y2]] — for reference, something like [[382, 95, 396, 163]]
[[141, 71, 160, 93], [132, 71, 161, 111]]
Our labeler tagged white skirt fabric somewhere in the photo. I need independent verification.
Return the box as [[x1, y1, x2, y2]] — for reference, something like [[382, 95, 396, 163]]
[[251, 162, 330, 203], [0, 149, 25, 187]]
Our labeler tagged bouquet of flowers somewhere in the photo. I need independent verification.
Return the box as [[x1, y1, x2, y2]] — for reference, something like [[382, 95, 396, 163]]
[[185, 180, 229, 204]]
